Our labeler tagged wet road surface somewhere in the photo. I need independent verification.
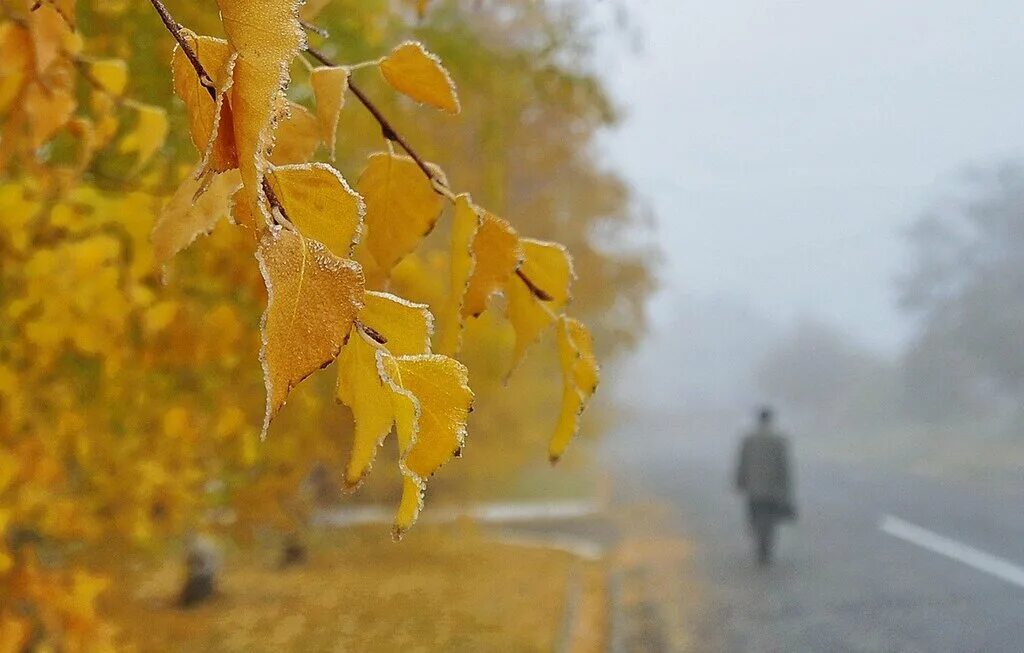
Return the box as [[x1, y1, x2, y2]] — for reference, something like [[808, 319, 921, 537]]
[[605, 417, 1024, 652]]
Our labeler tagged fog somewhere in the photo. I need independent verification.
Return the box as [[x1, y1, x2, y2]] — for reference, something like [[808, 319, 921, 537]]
[[602, 0, 1024, 451]]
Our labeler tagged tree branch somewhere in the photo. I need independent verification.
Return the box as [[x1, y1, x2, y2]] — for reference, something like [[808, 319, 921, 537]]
[[148, 0, 216, 100], [303, 32, 557, 301], [304, 44, 444, 190]]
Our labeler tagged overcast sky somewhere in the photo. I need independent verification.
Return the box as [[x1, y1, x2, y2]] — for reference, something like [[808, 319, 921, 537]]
[[601, 0, 1024, 352]]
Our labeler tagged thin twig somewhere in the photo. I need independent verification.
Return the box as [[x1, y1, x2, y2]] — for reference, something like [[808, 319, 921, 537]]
[[304, 33, 556, 302], [299, 19, 329, 38], [148, 0, 216, 100], [304, 44, 442, 188], [151, 9, 556, 303]]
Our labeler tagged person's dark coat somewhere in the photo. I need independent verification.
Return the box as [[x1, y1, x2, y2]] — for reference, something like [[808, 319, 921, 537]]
[[735, 429, 794, 514]]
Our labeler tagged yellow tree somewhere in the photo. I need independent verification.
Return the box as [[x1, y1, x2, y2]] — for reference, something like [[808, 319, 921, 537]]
[[148, 0, 600, 525], [0, 0, 615, 647]]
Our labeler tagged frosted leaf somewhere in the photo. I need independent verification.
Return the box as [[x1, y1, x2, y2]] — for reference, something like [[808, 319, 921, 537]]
[[310, 66, 349, 160], [356, 152, 444, 274], [462, 210, 522, 318], [266, 163, 363, 258], [381, 353, 472, 537], [436, 193, 482, 356], [379, 41, 460, 114], [269, 100, 321, 165], [359, 291, 433, 356], [256, 229, 363, 438], [152, 168, 241, 275], [549, 317, 599, 463], [171, 32, 238, 174], [216, 0, 306, 226], [505, 238, 574, 375]]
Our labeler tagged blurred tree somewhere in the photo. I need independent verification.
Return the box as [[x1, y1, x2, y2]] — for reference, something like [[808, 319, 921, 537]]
[[755, 320, 900, 436], [899, 164, 1024, 425], [1, 0, 650, 646]]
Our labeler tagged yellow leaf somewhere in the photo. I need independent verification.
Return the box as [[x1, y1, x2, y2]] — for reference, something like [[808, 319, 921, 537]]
[[0, 614, 28, 652], [359, 290, 433, 356], [23, 80, 75, 148], [268, 100, 320, 165], [357, 151, 444, 274], [310, 66, 349, 160], [171, 32, 238, 174], [142, 301, 179, 337], [462, 210, 522, 318], [336, 292, 432, 485], [257, 229, 364, 438], [549, 317, 599, 463], [70, 569, 110, 617], [506, 238, 574, 373], [119, 104, 168, 169], [90, 91, 119, 149], [36, 0, 77, 27], [437, 194, 481, 356], [66, 116, 96, 173], [335, 328, 395, 486], [240, 430, 259, 467], [335, 295, 463, 527], [267, 163, 363, 258], [0, 24, 31, 113], [152, 168, 241, 270], [217, 0, 305, 224], [28, 2, 81, 75], [229, 184, 262, 237], [383, 354, 472, 536], [379, 41, 460, 114], [0, 449, 17, 495], [88, 58, 127, 96]]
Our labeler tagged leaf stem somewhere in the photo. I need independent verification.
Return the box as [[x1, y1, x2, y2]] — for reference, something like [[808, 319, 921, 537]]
[[262, 177, 296, 232], [516, 268, 554, 301], [147, 0, 216, 100], [357, 322, 388, 345]]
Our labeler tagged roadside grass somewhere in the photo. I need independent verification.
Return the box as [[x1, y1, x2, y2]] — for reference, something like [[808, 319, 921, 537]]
[[609, 499, 703, 653], [99, 523, 605, 651]]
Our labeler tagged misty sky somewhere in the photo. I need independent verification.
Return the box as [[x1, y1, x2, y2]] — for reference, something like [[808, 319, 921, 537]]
[[601, 0, 1024, 352]]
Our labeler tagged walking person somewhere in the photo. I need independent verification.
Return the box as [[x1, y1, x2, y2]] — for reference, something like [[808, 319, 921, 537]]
[[735, 406, 796, 565]]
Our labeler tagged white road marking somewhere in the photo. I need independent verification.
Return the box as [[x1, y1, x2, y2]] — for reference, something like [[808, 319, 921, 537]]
[[880, 514, 1024, 589]]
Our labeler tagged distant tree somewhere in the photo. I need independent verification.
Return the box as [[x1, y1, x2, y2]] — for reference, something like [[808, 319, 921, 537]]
[[898, 164, 1024, 422], [755, 320, 898, 433]]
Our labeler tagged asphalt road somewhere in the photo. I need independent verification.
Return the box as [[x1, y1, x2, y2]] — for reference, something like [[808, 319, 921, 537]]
[[605, 418, 1024, 652]]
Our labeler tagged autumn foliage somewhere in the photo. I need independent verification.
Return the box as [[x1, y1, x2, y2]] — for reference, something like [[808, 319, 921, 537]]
[[153, 0, 599, 525], [0, 0, 622, 647]]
